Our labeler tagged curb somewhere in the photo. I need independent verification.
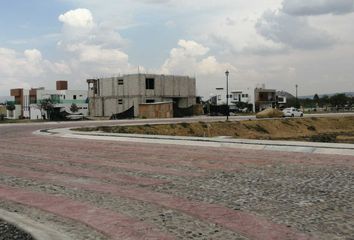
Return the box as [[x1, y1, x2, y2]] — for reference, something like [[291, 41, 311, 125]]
[[0, 209, 72, 240], [36, 128, 354, 156]]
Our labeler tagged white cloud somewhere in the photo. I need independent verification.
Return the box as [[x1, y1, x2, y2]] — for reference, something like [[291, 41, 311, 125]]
[[59, 8, 94, 29], [161, 40, 234, 76], [0, 47, 71, 92]]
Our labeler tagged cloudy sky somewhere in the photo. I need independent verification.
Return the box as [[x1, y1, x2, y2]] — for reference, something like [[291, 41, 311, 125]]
[[1, 0, 354, 97]]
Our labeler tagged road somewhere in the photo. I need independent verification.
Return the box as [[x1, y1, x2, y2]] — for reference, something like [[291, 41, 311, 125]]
[[0, 116, 353, 240]]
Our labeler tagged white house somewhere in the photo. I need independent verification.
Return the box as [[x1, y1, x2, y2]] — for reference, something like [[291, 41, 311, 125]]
[[210, 88, 254, 111], [9, 81, 88, 120], [34, 88, 88, 119]]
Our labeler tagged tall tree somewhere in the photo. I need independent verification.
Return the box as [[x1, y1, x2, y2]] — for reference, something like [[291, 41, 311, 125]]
[[38, 98, 54, 120], [313, 94, 320, 102]]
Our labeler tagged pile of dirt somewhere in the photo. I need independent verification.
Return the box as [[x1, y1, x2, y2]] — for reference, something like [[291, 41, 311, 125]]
[[76, 116, 354, 143], [256, 108, 284, 119]]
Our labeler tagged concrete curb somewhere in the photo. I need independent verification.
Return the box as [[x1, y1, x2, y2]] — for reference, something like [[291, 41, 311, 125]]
[[36, 128, 354, 156], [0, 209, 72, 240]]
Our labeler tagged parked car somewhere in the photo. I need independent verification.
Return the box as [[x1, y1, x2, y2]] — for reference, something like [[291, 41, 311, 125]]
[[283, 107, 304, 117]]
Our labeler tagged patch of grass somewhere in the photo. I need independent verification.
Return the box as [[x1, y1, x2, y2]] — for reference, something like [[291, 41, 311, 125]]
[[180, 122, 190, 128], [310, 134, 336, 143]]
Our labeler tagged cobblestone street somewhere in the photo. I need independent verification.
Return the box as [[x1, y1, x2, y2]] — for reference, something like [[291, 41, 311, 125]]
[[0, 122, 353, 239]]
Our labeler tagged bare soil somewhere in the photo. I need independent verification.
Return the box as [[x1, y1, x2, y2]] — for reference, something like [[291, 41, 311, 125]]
[[77, 116, 354, 144]]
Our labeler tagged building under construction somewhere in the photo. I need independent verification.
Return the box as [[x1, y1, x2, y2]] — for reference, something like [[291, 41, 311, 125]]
[[87, 74, 197, 118]]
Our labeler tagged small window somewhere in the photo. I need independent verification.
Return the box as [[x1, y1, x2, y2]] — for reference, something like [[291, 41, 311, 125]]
[[79, 95, 83, 97], [146, 99, 155, 103], [218, 95, 221, 101], [118, 79, 124, 85], [145, 78, 155, 90], [118, 99, 123, 105], [73, 95, 77, 100]]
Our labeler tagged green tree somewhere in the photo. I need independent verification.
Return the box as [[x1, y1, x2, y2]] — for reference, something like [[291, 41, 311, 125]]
[[38, 98, 54, 120], [329, 94, 348, 107], [5, 102, 15, 111], [320, 95, 330, 107], [70, 103, 79, 113], [313, 94, 320, 102], [313, 94, 320, 107]]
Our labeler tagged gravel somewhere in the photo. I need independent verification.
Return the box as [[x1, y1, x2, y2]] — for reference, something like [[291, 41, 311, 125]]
[[0, 219, 34, 240]]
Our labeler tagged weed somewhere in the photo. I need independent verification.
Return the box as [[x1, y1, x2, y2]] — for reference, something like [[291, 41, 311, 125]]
[[307, 125, 316, 131], [117, 126, 129, 133], [310, 134, 336, 143], [282, 120, 293, 126], [180, 122, 190, 128], [252, 124, 269, 134], [199, 121, 208, 128]]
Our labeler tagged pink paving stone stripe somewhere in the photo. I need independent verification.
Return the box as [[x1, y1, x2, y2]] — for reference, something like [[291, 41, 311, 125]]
[[0, 166, 316, 240], [0, 184, 174, 240], [0, 159, 167, 186]]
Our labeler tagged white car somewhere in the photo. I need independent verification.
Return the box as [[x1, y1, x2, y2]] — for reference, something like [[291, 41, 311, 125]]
[[283, 107, 304, 117]]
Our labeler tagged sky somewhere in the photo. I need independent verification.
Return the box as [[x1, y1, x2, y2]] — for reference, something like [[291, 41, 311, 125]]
[[0, 0, 354, 98]]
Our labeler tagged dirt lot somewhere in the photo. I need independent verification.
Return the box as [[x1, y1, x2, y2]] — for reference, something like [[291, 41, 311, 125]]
[[77, 116, 354, 143]]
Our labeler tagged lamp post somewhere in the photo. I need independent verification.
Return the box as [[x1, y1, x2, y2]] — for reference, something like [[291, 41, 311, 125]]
[[295, 84, 299, 108], [225, 70, 230, 121], [295, 84, 298, 100]]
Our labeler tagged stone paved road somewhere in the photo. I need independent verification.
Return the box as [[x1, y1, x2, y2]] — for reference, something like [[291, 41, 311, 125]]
[[0, 121, 353, 240]]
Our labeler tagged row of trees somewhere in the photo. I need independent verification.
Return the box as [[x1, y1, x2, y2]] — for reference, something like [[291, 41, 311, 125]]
[[300, 93, 354, 108], [286, 93, 354, 109]]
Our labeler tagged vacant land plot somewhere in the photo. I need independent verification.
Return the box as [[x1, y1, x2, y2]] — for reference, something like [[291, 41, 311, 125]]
[[77, 116, 354, 143]]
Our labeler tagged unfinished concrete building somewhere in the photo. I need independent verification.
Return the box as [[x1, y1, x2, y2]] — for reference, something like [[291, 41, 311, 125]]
[[254, 86, 277, 112], [87, 74, 196, 118]]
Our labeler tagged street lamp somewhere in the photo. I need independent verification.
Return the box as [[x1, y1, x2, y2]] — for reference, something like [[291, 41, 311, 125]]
[[225, 70, 230, 121], [295, 84, 298, 100]]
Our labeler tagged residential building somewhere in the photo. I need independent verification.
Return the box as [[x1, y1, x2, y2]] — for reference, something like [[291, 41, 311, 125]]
[[209, 88, 254, 112], [231, 88, 254, 105], [8, 81, 88, 120], [9, 88, 37, 118], [254, 86, 277, 112], [87, 74, 196, 117]]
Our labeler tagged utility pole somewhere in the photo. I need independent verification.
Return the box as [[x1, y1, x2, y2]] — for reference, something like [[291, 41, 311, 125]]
[[225, 70, 230, 121]]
